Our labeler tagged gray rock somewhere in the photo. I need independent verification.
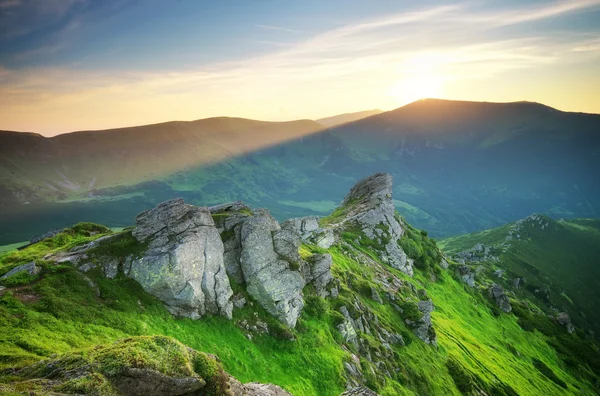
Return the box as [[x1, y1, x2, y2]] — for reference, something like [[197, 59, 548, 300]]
[[337, 173, 413, 275], [232, 293, 247, 309], [314, 228, 335, 249], [210, 202, 254, 284], [1, 262, 40, 279], [129, 198, 233, 319], [340, 387, 380, 396], [512, 277, 524, 290], [412, 300, 437, 346], [229, 375, 292, 396], [556, 312, 575, 334], [30, 228, 66, 244], [307, 254, 333, 297], [281, 217, 335, 249], [272, 227, 303, 268], [371, 287, 383, 304], [440, 258, 449, 269], [113, 367, 205, 396], [488, 284, 512, 313], [457, 265, 475, 287], [239, 210, 305, 328]]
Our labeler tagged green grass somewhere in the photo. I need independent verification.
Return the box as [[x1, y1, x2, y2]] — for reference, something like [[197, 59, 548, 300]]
[[440, 216, 600, 338], [0, 219, 598, 395]]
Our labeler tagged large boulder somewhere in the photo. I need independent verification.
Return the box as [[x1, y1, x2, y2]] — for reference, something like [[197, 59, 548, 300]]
[[129, 198, 233, 319], [239, 210, 306, 328], [335, 173, 413, 275]]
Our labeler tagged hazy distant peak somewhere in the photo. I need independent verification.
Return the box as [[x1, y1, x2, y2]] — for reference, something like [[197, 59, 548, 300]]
[[316, 109, 383, 128]]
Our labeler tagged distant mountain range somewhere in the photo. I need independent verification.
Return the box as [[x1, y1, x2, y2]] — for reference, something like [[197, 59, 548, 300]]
[[316, 109, 383, 127], [1, 99, 599, 244]]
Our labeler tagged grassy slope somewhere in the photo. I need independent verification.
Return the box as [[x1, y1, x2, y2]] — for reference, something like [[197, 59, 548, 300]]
[[439, 216, 600, 334], [0, 221, 598, 395]]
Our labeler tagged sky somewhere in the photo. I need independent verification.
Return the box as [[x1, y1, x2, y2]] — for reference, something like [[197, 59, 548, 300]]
[[1, 0, 600, 136]]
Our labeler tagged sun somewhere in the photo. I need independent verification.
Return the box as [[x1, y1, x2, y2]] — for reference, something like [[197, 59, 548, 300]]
[[388, 74, 444, 105]]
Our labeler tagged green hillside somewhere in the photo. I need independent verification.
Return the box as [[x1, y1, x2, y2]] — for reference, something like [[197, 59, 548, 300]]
[[439, 215, 600, 337], [1, 206, 598, 394]]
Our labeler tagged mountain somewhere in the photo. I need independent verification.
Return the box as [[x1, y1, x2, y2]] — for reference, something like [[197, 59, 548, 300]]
[[1, 99, 599, 245], [0, 117, 324, 205], [439, 215, 600, 336], [316, 109, 383, 128], [1, 174, 598, 395]]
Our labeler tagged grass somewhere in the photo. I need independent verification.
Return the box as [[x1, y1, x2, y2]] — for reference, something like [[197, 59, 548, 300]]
[[0, 219, 598, 395], [440, 215, 600, 341]]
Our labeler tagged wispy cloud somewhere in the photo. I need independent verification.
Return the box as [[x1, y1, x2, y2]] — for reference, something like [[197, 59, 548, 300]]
[[255, 24, 302, 34], [1, 0, 600, 134]]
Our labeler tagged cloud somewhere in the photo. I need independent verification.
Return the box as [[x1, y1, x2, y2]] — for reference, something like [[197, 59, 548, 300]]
[[255, 24, 302, 33], [1, 0, 600, 134]]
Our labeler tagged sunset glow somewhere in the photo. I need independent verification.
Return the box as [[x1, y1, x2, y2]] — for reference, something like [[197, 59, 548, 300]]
[[1, 1, 599, 135]]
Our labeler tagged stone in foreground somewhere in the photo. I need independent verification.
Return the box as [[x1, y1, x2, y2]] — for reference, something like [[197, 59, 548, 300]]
[[130, 198, 233, 319]]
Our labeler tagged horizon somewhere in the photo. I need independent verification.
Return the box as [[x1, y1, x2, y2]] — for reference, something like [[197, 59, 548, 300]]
[[1, 1, 600, 135], [2, 97, 598, 137]]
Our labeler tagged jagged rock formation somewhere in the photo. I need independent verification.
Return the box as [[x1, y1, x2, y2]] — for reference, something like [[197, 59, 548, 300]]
[[333, 173, 413, 275], [210, 203, 333, 328], [237, 209, 306, 328], [130, 198, 234, 319], [488, 284, 512, 313]]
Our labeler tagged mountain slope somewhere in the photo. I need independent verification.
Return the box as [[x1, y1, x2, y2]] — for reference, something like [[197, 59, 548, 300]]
[[1, 99, 599, 245], [439, 215, 600, 336], [1, 174, 598, 395], [0, 117, 324, 204], [316, 109, 383, 128]]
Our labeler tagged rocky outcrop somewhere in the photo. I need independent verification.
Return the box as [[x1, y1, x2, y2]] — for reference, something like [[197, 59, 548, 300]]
[[556, 312, 575, 334], [305, 253, 333, 297], [211, 203, 333, 327], [210, 202, 254, 284], [129, 198, 234, 319], [488, 284, 512, 313], [1, 262, 40, 279], [335, 173, 413, 275], [238, 209, 306, 328], [282, 216, 335, 249], [407, 300, 437, 346]]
